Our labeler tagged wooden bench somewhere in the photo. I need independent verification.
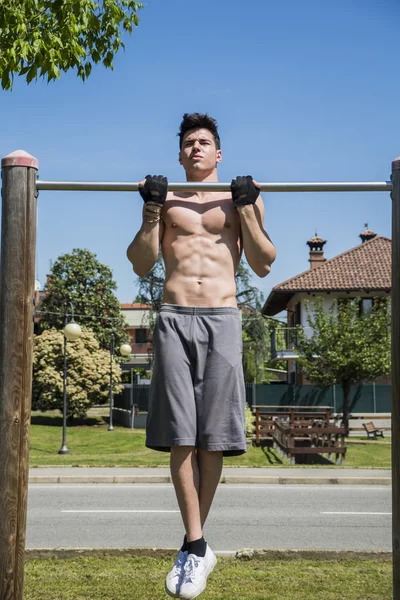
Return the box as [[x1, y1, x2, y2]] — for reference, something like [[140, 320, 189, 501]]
[[347, 414, 391, 435], [363, 421, 385, 440]]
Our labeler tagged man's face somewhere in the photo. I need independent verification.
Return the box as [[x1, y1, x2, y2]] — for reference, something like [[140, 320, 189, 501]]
[[179, 128, 222, 175]]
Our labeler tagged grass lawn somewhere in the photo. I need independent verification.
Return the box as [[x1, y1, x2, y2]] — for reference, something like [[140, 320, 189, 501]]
[[24, 554, 392, 600], [29, 412, 391, 468]]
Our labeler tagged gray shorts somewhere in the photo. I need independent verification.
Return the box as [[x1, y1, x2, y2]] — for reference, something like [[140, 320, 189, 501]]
[[146, 304, 247, 456]]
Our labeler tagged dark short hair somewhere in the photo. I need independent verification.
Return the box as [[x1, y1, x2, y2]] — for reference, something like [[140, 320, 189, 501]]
[[178, 113, 221, 150]]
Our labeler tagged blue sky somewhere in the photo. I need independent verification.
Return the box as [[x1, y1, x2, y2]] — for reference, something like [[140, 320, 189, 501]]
[[1, 0, 399, 308]]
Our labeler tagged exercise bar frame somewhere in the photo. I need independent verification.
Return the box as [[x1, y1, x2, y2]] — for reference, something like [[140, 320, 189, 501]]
[[36, 180, 392, 193], [0, 150, 399, 600]]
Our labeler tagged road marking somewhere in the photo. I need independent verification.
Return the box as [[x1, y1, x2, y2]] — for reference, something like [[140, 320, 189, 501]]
[[321, 511, 391, 515], [61, 510, 180, 513]]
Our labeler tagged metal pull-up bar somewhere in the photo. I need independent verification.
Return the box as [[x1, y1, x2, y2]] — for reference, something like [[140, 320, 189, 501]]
[[0, 149, 399, 600], [36, 179, 393, 193]]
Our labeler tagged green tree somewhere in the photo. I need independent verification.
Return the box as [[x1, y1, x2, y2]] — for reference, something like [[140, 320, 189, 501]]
[[235, 260, 284, 382], [134, 254, 281, 383], [38, 248, 127, 350], [296, 297, 391, 435], [32, 329, 123, 419], [0, 0, 143, 90]]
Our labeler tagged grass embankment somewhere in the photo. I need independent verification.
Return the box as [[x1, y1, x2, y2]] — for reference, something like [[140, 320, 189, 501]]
[[29, 412, 391, 468], [24, 554, 392, 600]]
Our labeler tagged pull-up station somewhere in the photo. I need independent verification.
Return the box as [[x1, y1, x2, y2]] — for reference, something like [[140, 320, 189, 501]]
[[0, 149, 399, 600]]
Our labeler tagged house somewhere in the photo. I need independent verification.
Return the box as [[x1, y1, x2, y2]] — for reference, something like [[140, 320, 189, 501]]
[[120, 303, 153, 368], [262, 227, 391, 383]]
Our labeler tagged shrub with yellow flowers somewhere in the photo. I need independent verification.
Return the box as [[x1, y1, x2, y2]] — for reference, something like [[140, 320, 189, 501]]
[[32, 328, 123, 419]]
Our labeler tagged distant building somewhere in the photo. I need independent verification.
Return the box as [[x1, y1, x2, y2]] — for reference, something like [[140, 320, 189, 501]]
[[120, 303, 153, 368], [262, 227, 391, 384]]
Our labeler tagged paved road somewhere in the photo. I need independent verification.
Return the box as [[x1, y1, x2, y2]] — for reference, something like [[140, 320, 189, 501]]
[[27, 483, 391, 552]]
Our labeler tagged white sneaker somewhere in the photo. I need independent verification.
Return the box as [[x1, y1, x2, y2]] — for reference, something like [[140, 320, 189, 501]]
[[179, 545, 217, 599], [165, 549, 188, 598]]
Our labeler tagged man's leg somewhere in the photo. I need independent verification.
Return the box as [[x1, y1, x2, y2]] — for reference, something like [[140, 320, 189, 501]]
[[170, 446, 202, 542], [165, 446, 201, 598], [171, 447, 220, 600], [198, 449, 223, 528], [170, 447, 223, 538]]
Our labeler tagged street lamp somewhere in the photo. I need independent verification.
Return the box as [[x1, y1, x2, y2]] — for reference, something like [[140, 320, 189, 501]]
[[147, 346, 154, 370], [58, 304, 82, 455], [108, 334, 132, 431]]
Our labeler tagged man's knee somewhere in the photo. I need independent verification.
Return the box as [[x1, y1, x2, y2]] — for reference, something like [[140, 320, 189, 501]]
[[197, 449, 223, 459]]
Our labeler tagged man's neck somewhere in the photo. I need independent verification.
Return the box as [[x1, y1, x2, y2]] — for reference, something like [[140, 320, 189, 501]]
[[184, 170, 219, 200], [185, 169, 219, 184]]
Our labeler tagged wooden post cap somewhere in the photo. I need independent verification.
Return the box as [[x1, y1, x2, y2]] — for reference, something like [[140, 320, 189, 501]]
[[392, 157, 400, 171], [1, 150, 39, 170]]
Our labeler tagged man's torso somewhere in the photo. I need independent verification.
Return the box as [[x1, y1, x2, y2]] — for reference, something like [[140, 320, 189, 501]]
[[161, 190, 242, 307]]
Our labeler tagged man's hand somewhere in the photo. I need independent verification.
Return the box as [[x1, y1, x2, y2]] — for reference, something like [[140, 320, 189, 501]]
[[231, 175, 260, 208], [139, 175, 168, 205], [139, 175, 168, 224]]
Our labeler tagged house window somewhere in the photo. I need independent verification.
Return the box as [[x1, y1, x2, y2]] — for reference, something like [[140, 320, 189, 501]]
[[360, 298, 373, 315], [295, 302, 301, 325], [338, 297, 375, 315], [338, 298, 351, 309], [136, 328, 148, 343]]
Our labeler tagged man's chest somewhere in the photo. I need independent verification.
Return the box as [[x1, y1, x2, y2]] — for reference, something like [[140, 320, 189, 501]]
[[162, 198, 240, 236]]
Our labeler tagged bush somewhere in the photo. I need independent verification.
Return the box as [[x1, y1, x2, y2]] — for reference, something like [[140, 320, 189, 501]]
[[32, 328, 123, 419], [245, 404, 254, 438]]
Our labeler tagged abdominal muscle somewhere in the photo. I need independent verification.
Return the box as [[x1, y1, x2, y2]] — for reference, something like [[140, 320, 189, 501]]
[[161, 223, 241, 308]]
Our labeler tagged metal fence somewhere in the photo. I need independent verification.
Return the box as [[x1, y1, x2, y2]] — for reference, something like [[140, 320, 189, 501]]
[[114, 384, 150, 412], [114, 383, 391, 414], [245, 383, 391, 413]]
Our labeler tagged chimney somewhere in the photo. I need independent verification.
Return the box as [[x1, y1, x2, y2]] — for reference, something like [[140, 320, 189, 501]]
[[307, 233, 327, 269], [359, 223, 377, 243]]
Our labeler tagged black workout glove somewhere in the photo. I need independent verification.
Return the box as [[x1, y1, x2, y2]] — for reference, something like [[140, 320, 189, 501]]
[[231, 175, 260, 207], [139, 175, 168, 205]]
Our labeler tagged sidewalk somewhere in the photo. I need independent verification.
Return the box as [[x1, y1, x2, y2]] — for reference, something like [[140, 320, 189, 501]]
[[29, 466, 391, 485]]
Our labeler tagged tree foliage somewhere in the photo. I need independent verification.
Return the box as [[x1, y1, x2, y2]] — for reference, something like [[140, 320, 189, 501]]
[[235, 260, 283, 382], [38, 248, 127, 350], [32, 328, 123, 419], [0, 0, 143, 90], [296, 297, 391, 433]]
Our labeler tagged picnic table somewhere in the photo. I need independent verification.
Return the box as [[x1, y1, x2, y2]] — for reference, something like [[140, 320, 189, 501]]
[[252, 405, 346, 464]]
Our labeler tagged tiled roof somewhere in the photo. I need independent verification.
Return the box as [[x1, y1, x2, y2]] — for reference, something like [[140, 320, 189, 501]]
[[263, 236, 391, 316]]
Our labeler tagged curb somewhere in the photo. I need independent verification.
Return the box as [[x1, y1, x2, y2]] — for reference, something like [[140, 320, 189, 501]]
[[24, 548, 393, 561], [28, 475, 392, 485]]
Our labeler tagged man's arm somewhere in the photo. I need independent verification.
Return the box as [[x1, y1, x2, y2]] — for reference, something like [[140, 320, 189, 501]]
[[231, 176, 276, 278], [236, 194, 276, 277], [126, 206, 164, 277], [126, 176, 167, 277]]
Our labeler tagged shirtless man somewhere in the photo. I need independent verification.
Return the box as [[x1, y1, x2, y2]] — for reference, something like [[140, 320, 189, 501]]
[[127, 113, 276, 599]]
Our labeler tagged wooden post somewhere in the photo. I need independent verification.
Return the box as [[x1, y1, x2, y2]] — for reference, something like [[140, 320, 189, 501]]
[[0, 151, 38, 600], [392, 156, 400, 600], [255, 408, 260, 445]]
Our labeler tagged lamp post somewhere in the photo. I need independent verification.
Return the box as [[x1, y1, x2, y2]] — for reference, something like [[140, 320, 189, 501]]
[[108, 334, 132, 431], [147, 346, 154, 371], [58, 304, 82, 455]]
